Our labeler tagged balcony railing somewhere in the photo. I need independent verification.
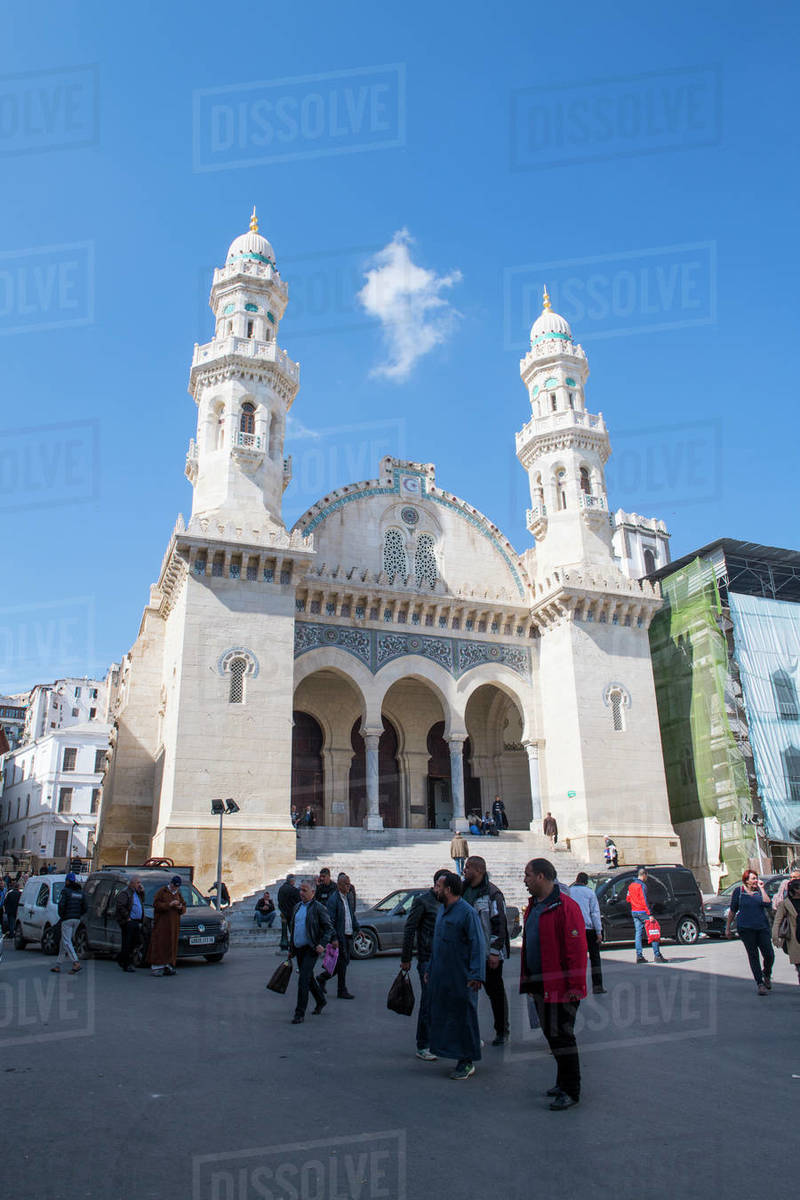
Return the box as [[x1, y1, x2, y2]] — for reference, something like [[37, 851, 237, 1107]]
[[236, 431, 263, 450], [515, 408, 606, 449], [580, 494, 606, 510], [191, 335, 299, 383]]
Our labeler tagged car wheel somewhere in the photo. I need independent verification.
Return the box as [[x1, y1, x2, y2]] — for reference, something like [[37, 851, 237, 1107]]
[[204, 953, 225, 963], [14, 922, 28, 950], [41, 924, 60, 956], [676, 916, 700, 945], [74, 926, 92, 961], [351, 929, 378, 959]]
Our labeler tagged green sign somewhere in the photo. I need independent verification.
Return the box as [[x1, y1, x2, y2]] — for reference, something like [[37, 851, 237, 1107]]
[[566, 790, 576, 798]]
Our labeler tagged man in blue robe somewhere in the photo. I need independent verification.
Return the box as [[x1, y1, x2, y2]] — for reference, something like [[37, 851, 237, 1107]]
[[427, 869, 486, 1079]]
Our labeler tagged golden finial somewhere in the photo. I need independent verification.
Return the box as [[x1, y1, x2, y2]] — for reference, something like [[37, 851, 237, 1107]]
[[542, 285, 552, 311], [249, 206, 258, 233]]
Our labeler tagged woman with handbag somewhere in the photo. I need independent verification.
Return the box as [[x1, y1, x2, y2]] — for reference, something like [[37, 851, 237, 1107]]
[[726, 869, 774, 995], [772, 877, 800, 984]]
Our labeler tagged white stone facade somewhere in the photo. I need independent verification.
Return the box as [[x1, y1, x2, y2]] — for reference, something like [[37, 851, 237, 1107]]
[[96, 221, 679, 894], [0, 723, 111, 862]]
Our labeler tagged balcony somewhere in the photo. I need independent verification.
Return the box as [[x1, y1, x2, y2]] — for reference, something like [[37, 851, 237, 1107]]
[[191, 335, 299, 384], [515, 408, 606, 451], [579, 494, 606, 510], [236, 431, 263, 450]]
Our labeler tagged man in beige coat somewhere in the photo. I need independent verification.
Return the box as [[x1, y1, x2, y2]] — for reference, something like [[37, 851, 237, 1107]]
[[450, 833, 469, 875]]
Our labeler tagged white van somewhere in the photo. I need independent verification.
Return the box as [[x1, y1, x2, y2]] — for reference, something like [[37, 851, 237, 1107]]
[[14, 875, 87, 955]]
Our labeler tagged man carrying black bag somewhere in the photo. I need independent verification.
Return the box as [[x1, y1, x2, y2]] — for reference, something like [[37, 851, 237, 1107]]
[[288, 879, 333, 1024]]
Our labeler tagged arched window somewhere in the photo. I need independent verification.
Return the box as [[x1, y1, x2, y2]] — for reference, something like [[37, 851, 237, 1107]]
[[414, 534, 437, 588], [383, 528, 408, 584], [580, 467, 591, 495], [568, 392, 575, 409], [550, 393, 557, 411], [556, 468, 567, 510], [610, 690, 624, 732], [535, 473, 545, 507], [246, 319, 254, 338], [214, 408, 225, 450], [773, 669, 799, 721], [240, 402, 255, 436], [643, 547, 656, 575], [228, 657, 247, 704]]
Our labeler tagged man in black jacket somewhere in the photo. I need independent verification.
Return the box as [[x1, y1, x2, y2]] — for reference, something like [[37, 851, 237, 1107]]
[[115, 875, 145, 972], [314, 868, 336, 907], [288, 879, 334, 1024], [401, 870, 448, 1061], [277, 874, 300, 953], [2, 881, 21, 939], [52, 874, 87, 974], [318, 873, 360, 1000]]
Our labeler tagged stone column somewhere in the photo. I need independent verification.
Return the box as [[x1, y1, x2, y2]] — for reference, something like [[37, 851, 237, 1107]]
[[524, 741, 542, 829], [447, 735, 468, 832], [364, 731, 383, 831]]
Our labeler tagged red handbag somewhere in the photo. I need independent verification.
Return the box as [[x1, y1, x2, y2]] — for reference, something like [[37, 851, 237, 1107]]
[[645, 917, 661, 943]]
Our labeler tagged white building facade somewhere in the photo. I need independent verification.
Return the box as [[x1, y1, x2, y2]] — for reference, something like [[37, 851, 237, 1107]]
[[1, 723, 111, 862], [97, 219, 679, 895]]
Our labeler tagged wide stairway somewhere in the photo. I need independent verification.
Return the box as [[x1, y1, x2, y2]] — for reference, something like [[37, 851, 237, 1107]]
[[227, 828, 592, 948]]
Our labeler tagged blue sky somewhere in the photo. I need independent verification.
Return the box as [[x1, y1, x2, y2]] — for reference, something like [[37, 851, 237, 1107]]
[[1, 0, 798, 692]]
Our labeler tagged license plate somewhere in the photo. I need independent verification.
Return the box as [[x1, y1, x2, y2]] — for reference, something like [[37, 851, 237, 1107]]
[[189, 935, 214, 945]]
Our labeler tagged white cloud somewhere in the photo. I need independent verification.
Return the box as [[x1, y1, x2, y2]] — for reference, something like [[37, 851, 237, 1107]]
[[357, 229, 462, 381], [285, 415, 321, 440]]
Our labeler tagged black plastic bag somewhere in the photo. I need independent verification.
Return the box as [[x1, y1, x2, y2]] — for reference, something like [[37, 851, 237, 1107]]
[[387, 968, 415, 1016], [266, 959, 293, 994]]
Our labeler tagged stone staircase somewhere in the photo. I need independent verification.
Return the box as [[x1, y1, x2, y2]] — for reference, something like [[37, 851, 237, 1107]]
[[227, 828, 594, 948]]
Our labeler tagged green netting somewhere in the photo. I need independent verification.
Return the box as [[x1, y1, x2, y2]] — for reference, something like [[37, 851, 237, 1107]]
[[649, 558, 751, 881]]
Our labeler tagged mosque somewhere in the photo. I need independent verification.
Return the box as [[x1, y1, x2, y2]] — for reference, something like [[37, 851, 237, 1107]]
[[96, 213, 678, 894]]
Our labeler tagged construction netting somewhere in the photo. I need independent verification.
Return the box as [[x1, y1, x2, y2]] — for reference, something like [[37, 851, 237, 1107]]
[[649, 558, 751, 885], [728, 592, 800, 844]]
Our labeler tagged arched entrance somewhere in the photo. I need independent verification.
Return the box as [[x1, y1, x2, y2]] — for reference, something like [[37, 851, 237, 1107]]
[[426, 721, 477, 828], [291, 711, 324, 825], [349, 717, 401, 828], [463, 684, 532, 828]]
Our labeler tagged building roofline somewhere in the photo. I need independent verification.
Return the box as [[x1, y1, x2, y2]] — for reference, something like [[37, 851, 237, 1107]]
[[649, 536, 800, 582]]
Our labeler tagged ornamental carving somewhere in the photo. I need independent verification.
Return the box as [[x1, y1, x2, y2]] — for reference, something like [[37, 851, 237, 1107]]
[[293, 621, 530, 679]]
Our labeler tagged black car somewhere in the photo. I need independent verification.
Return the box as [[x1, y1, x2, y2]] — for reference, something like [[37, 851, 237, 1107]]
[[585, 865, 705, 946], [351, 887, 521, 959], [703, 873, 787, 937], [73, 867, 230, 965]]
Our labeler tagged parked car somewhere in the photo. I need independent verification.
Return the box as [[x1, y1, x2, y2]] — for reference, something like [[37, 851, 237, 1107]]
[[350, 887, 521, 960], [73, 867, 230, 964], [585, 865, 705, 946], [14, 874, 88, 955], [703, 873, 788, 937]]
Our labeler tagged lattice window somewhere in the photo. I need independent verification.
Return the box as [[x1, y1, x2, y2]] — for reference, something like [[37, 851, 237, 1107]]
[[414, 534, 437, 588], [383, 528, 408, 584], [228, 658, 247, 704], [610, 691, 624, 731]]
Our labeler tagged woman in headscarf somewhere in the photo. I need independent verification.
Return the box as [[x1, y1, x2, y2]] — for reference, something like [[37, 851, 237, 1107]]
[[772, 876, 800, 985]]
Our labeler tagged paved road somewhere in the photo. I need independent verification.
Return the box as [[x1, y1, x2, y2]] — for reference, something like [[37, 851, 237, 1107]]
[[1, 936, 797, 1199]]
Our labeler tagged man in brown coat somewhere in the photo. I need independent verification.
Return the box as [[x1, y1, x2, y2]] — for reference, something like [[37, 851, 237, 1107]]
[[543, 812, 558, 847], [148, 875, 186, 976]]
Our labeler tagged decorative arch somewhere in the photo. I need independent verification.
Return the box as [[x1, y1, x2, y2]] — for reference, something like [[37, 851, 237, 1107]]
[[218, 647, 260, 679], [603, 682, 631, 733], [456, 665, 535, 744], [374, 655, 463, 738], [292, 647, 376, 725]]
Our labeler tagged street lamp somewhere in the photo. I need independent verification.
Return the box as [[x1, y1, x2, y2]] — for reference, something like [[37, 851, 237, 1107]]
[[211, 798, 240, 910]]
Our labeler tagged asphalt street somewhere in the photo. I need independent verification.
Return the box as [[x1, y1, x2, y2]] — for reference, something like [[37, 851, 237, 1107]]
[[1, 936, 797, 1200]]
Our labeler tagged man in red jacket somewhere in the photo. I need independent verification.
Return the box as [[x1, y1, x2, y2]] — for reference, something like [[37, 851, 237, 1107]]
[[520, 858, 587, 1110]]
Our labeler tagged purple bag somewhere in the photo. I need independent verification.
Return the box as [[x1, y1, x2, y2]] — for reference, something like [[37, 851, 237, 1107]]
[[322, 943, 339, 975]]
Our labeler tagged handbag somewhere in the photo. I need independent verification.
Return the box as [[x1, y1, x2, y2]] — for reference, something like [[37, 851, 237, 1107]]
[[322, 943, 339, 975], [645, 916, 661, 944], [266, 959, 293, 994], [386, 968, 415, 1016]]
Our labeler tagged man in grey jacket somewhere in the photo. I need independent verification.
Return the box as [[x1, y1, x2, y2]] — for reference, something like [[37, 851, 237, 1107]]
[[462, 856, 510, 1045], [570, 872, 605, 994]]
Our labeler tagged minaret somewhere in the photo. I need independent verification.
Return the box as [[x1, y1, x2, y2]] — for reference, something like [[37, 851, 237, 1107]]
[[515, 289, 613, 575], [186, 209, 298, 529]]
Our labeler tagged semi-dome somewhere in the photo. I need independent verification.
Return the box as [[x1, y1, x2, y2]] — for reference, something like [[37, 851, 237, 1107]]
[[530, 287, 572, 342], [226, 208, 275, 265]]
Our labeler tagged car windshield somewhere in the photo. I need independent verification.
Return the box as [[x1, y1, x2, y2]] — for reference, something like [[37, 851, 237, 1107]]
[[142, 883, 207, 908], [584, 875, 611, 896], [374, 891, 409, 912]]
